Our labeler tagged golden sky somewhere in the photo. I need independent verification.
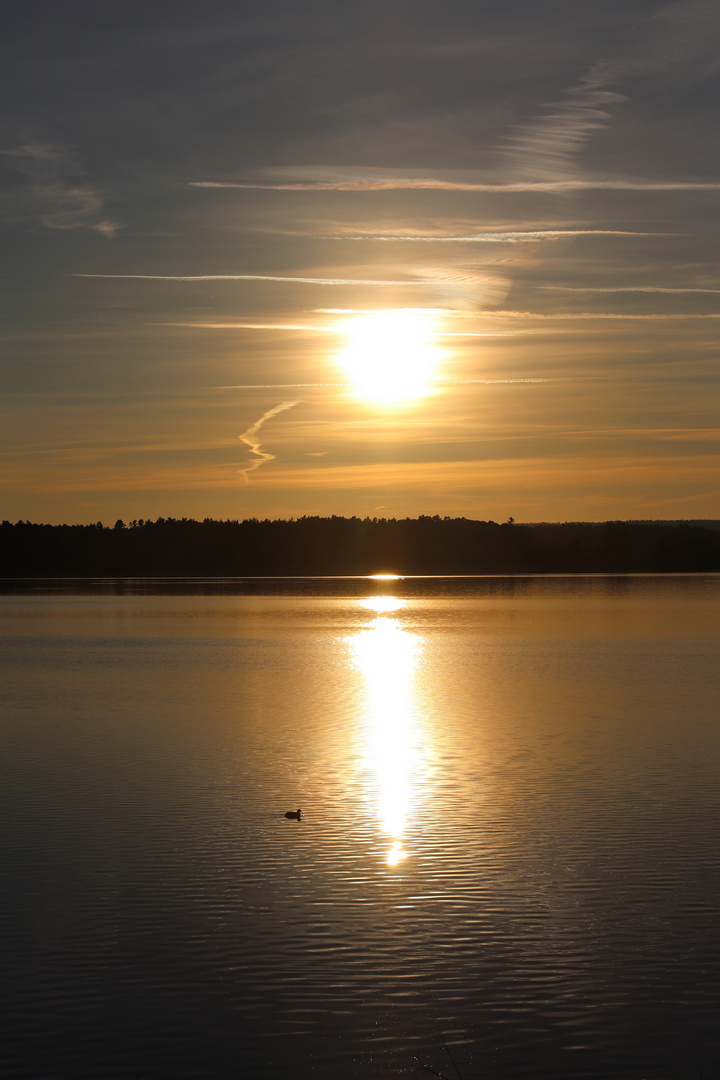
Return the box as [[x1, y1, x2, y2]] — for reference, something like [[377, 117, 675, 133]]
[[2, 1, 719, 523]]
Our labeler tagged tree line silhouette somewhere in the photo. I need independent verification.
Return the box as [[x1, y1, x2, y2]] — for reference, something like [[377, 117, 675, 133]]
[[2, 516, 720, 576]]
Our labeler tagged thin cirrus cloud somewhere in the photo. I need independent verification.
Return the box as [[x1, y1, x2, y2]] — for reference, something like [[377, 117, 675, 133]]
[[333, 230, 659, 243], [73, 273, 428, 286], [187, 58, 714, 198], [503, 71, 626, 179], [189, 177, 720, 192], [73, 272, 511, 306], [164, 320, 497, 336], [2, 143, 118, 236], [161, 322, 340, 332], [162, 322, 599, 342], [539, 285, 720, 294], [484, 310, 720, 320]]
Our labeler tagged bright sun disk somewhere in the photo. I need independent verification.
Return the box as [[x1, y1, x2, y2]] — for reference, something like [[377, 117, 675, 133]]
[[337, 309, 441, 403]]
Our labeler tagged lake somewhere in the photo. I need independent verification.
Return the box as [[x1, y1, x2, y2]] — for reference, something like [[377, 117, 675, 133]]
[[1, 576, 719, 1080]]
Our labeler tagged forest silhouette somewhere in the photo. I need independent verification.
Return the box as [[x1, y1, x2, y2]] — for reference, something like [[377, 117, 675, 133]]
[[2, 516, 720, 577]]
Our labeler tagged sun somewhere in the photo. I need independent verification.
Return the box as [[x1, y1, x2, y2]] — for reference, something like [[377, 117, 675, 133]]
[[336, 309, 441, 403]]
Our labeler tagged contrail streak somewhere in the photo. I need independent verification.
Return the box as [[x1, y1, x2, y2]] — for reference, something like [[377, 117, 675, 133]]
[[238, 400, 298, 480], [74, 273, 422, 286], [490, 311, 720, 319], [336, 229, 658, 242], [161, 322, 339, 331], [222, 383, 341, 389], [190, 178, 720, 193], [539, 285, 720, 294]]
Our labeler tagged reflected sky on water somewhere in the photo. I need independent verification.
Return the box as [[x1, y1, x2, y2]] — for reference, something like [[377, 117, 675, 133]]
[[1, 577, 720, 1080]]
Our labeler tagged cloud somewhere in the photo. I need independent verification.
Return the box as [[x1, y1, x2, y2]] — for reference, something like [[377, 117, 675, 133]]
[[336, 229, 657, 243], [410, 267, 512, 308], [75, 272, 511, 304], [202, 456, 720, 502], [162, 322, 339, 331], [189, 177, 720, 193], [74, 273, 426, 285], [539, 286, 720, 294], [238, 400, 298, 480], [221, 383, 342, 389], [3, 143, 119, 236], [503, 71, 625, 180], [484, 311, 720, 320], [494, 3, 720, 187], [459, 377, 602, 385]]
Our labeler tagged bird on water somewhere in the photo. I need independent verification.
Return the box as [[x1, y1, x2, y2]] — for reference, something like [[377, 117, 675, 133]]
[[285, 808, 302, 820]]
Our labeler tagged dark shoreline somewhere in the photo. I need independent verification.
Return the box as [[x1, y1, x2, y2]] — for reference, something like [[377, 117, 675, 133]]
[[3, 516, 720, 577]]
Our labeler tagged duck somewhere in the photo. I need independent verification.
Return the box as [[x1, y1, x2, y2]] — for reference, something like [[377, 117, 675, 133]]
[[284, 808, 303, 820]]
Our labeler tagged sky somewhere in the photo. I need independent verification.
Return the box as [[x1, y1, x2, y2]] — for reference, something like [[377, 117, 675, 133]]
[[2, 0, 719, 524]]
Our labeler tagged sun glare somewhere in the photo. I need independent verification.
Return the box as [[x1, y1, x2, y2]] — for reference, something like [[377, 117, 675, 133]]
[[350, 608, 422, 866], [337, 309, 441, 403], [359, 596, 406, 613]]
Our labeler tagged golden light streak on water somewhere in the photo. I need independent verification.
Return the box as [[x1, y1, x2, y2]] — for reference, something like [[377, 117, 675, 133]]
[[358, 596, 406, 614], [350, 603, 421, 866]]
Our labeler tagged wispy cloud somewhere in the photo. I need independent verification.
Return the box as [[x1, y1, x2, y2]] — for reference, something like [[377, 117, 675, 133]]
[[336, 229, 658, 243], [410, 267, 512, 307], [238, 400, 298, 480], [540, 285, 720, 294], [74, 273, 425, 285], [459, 377, 603, 385], [485, 310, 720, 320], [504, 72, 625, 180], [166, 320, 498, 338], [222, 383, 342, 389], [190, 177, 720, 193], [162, 322, 339, 331], [75, 272, 512, 305], [3, 143, 119, 236]]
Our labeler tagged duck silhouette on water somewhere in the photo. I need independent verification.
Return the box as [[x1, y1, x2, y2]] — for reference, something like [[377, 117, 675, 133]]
[[284, 808, 302, 820]]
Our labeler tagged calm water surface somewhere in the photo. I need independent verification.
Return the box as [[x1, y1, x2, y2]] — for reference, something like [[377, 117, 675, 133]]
[[1, 577, 719, 1080]]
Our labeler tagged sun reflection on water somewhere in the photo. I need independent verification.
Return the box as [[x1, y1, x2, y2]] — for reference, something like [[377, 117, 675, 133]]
[[358, 596, 406, 614], [350, 600, 422, 866]]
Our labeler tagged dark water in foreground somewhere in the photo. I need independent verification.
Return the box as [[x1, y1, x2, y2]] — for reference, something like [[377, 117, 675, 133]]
[[1, 576, 719, 1080]]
